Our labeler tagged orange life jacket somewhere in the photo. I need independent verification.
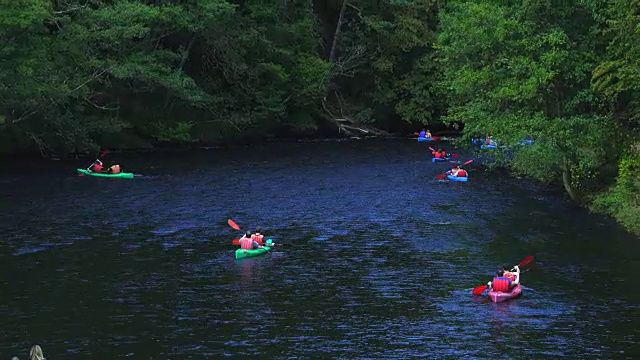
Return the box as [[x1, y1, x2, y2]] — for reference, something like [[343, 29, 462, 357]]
[[110, 164, 121, 174], [251, 234, 264, 246], [457, 169, 467, 177]]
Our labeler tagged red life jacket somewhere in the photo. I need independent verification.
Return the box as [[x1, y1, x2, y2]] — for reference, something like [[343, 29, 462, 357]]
[[239, 237, 254, 250], [492, 277, 511, 292], [93, 164, 103, 172], [251, 234, 264, 246], [506, 273, 516, 282], [457, 169, 467, 177]]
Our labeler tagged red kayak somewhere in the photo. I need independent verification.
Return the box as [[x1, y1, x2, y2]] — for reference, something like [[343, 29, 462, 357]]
[[488, 284, 522, 303]]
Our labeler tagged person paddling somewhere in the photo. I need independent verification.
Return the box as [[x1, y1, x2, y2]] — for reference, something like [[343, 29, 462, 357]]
[[487, 265, 520, 292], [239, 230, 263, 250], [251, 227, 265, 246], [432, 148, 449, 159], [105, 161, 121, 174], [447, 165, 467, 178], [419, 128, 426, 138], [503, 264, 520, 285], [88, 159, 104, 173]]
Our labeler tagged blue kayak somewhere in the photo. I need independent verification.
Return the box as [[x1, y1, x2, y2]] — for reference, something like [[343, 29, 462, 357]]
[[447, 175, 468, 182], [432, 157, 448, 162], [480, 144, 497, 149], [418, 137, 436, 142], [521, 139, 534, 145], [471, 138, 485, 145]]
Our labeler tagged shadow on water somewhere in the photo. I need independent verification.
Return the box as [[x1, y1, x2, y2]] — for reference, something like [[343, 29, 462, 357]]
[[0, 138, 638, 358]]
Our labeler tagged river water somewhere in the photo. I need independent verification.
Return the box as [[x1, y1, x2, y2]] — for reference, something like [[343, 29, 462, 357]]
[[0, 138, 638, 359]]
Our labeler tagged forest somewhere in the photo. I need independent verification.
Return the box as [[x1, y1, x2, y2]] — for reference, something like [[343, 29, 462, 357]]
[[0, 0, 638, 233]]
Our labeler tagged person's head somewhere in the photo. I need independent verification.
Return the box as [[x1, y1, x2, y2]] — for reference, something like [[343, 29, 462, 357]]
[[29, 345, 44, 360], [245, 231, 252, 238], [453, 165, 460, 170], [496, 269, 504, 277], [111, 160, 117, 166], [255, 226, 262, 234], [437, 148, 443, 152]]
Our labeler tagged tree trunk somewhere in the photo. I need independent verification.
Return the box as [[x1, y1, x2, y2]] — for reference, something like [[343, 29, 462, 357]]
[[164, 35, 197, 109], [561, 157, 578, 202], [328, 0, 348, 63]]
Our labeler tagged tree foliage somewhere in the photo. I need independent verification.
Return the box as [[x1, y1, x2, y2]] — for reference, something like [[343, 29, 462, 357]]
[[0, 0, 638, 230]]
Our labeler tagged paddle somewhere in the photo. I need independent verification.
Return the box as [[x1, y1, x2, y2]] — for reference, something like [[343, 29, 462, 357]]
[[80, 149, 109, 176], [472, 256, 534, 295], [227, 218, 241, 231], [232, 238, 293, 247], [524, 262, 542, 272], [436, 159, 473, 180]]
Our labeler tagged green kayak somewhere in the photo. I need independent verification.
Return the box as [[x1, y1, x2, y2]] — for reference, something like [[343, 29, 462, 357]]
[[235, 239, 274, 260], [76, 168, 134, 179], [235, 246, 272, 259]]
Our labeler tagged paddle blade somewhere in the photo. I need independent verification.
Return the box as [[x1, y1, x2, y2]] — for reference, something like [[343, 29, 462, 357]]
[[433, 136, 440, 141], [429, 146, 435, 152], [227, 219, 241, 230], [461, 159, 473, 167], [99, 149, 109, 159], [413, 132, 419, 136], [518, 256, 534, 267], [451, 153, 459, 158], [436, 173, 448, 180], [232, 239, 239, 245], [472, 285, 487, 295]]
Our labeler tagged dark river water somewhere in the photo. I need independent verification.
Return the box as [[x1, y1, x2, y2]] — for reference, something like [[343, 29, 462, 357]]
[[1, 138, 638, 359]]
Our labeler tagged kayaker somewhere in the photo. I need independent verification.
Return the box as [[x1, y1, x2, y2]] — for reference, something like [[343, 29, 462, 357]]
[[447, 166, 467, 177], [105, 161, 121, 174], [251, 227, 265, 246], [426, 129, 432, 138], [487, 266, 520, 291], [419, 128, 426, 138], [432, 148, 448, 159], [239, 230, 262, 250], [88, 159, 104, 172], [503, 265, 521, 285]]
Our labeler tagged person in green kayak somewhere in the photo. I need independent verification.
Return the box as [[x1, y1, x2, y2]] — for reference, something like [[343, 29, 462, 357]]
[[251, 227, 265, 246], [239, 230, 263, 250], [105, 161, 121, 174], [88, 159, 104, 173]]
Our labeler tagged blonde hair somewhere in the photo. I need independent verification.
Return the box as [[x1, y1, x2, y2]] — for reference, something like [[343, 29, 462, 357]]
[[29, 345, 45, 360]]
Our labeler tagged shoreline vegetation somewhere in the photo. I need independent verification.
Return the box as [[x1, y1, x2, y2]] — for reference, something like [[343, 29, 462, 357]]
[[1, 0, 637, 234]]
